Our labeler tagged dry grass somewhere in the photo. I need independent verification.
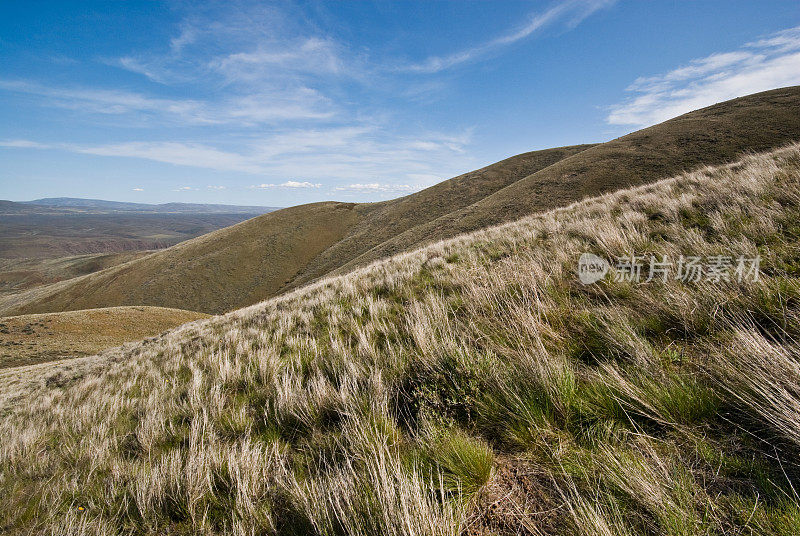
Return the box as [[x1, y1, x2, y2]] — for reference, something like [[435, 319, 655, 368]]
[[11, 87, 800, 320], [2, 145, 800, 534], [0, 307, 208, 368], [1, 146, 588, 317]]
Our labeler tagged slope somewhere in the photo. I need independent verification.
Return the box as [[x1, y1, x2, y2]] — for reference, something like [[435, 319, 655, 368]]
[[0, 202, 362, 315], [0, 251, 152, 296], [324, 85, 800, 276], [2, 146, 799, 534], [5, 86, 800, 316], [0, 145, 590, 315], [0, 306, 208, 368]]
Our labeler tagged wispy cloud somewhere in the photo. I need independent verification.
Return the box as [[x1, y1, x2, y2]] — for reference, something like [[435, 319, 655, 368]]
[[0, 139, 51, 149], [132, 187, 144, 191], [0, 79, 333, 125], [607, 26, 800, 127], [250, 181, 321, 189], [335, 183, 416, 193], [209, 38, 345, 84], [400, 0, 614, 74], [1, 125, 473, 184], [114, 2, 356, 89], [207, 185, 226, 190], [76, 142, 264, 173]]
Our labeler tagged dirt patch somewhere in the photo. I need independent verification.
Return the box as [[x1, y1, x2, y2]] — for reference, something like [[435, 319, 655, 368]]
[[465, 456, 565, 536]]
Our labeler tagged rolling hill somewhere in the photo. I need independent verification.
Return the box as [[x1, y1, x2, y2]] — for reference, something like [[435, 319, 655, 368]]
[[0, 145, 591, 314], [3, 86, 800, 316], [2, 145, 799, 534], [0, 306, 208, 369]]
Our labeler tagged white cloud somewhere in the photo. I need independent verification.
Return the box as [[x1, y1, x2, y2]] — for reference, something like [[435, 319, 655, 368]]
[[114, 2, 356, 89], [175, 186, 197, 191], [747, 26, 800, 53], [132, 187, 144, 191], [335, 183, 417, 193], [0, 127, 474, 189], [207, 185, 226, 190], [209, 37, 345, 84], [251, 181, 321, 189], [0, 79, 333, 125], [76, 141, 264, 173], [0, 139, 52, 148], [281, 181, 321, 188], [401, 0, 615, 73], [607, 25, 800, 127], [117, 57, 172, 84]]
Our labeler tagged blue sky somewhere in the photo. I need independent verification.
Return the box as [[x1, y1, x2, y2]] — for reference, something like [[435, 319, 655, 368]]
[[1, 1, 800, 206]]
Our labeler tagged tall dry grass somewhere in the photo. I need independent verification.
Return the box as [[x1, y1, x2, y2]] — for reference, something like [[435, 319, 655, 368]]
[[2, 145, 800, 534]]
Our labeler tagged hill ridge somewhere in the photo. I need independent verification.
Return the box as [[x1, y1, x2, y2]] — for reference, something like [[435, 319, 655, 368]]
[[4, 86, 800, 315]]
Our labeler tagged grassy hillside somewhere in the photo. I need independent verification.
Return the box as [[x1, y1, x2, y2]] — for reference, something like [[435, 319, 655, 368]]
[[0, 306, 208, 369], [0, 251, 152, 296], [0, 202, 362, 315], [0, 146, 589, 315], [2, 146, 800, 535], [280, 144, 596, 291], [327, 86, 800, 275], [5, 87, 800, 317]]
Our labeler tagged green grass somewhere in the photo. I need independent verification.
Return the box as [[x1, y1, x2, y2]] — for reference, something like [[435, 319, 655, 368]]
[[3, 145, 800, 534]]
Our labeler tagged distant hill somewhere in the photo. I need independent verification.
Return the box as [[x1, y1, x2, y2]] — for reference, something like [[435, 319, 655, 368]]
[[0, 200, 282, 259], [4, 86, 800, 315], [18, 198, 280, 215]]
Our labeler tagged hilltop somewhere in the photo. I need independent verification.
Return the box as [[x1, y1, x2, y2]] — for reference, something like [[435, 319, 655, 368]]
[[2, 145, 799, 534], [3, 86, 800, 316]]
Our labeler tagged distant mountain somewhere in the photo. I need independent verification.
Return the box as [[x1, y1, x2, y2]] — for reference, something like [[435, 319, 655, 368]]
[[4, 86, 800, 316], [21, 198, 280, 214]]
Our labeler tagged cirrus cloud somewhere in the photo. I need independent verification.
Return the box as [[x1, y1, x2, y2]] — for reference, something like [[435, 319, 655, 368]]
[[607, 26, 800, 127]]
